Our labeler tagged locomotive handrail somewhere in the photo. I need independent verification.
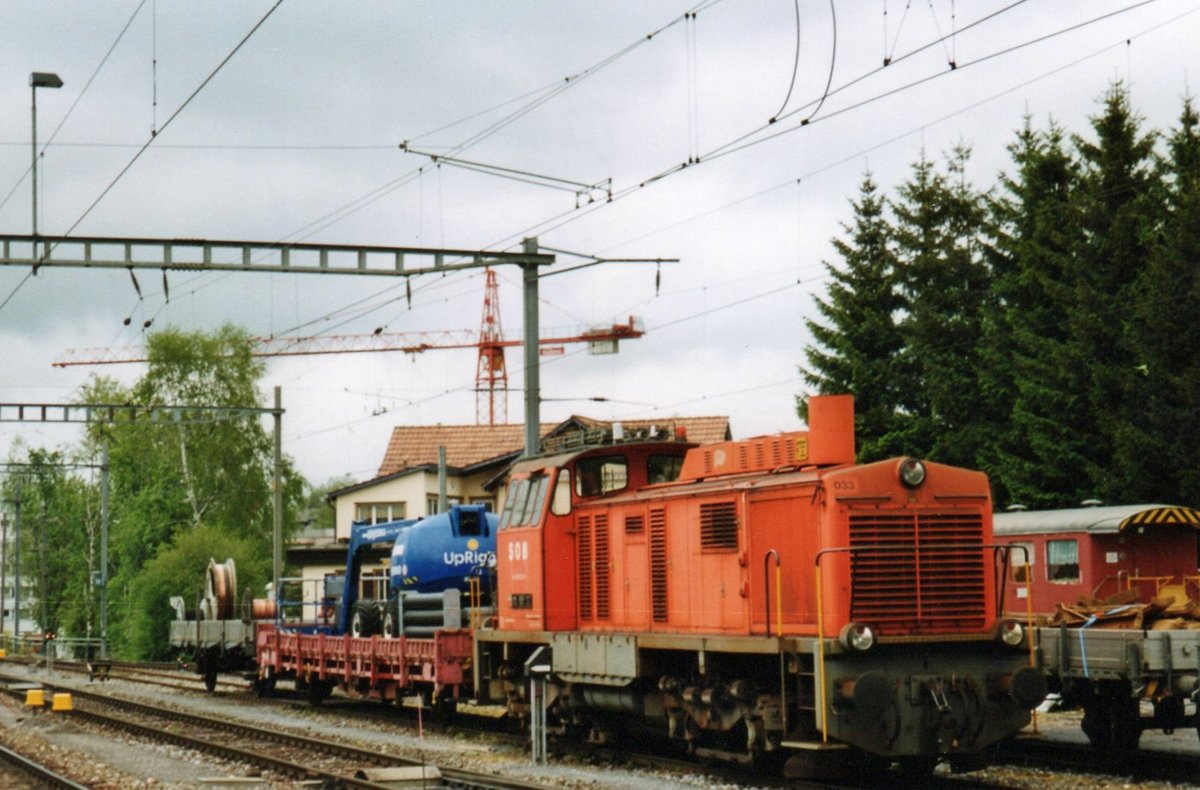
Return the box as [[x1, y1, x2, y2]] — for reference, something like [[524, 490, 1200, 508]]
[[812, 542, 1035, 742], [763, 550, 782, 638]]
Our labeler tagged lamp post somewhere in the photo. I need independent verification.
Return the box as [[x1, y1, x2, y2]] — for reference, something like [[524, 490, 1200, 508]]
[[30, 71, 63, 246]]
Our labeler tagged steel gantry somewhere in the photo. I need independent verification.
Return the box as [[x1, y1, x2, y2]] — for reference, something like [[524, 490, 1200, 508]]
[[0, 233, 555, 455]]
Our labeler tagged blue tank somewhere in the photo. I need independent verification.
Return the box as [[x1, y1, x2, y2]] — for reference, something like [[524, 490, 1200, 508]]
[[389, 504, 497, 594]]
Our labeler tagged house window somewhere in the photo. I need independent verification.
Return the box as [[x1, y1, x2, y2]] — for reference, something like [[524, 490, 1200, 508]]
[[355, 501, 406, 525], [1009, 542, 1035, 583], [469, 497, 494, 511], [1047, 539, 1080, 583]]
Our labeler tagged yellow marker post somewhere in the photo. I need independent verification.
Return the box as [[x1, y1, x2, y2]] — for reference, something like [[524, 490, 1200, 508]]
[[50, 693, 72, 712], [24, 688, 45, 708]]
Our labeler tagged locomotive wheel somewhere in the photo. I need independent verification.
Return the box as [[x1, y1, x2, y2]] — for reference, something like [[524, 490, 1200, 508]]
[[350, 602, 382, 637]]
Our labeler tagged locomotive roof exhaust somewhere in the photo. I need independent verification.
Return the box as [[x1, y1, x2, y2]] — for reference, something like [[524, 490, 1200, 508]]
[[677, 394, 856, 481]]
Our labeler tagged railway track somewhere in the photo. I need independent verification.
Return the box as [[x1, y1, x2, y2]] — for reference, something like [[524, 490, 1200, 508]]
[[8, 661, 1196, 788], [0, 741, 91, 789], [0, 673, 552, 789], [993, 733, 1200, 786]]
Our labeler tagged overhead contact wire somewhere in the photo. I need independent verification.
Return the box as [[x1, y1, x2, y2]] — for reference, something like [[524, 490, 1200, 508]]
[[0, 0, 150, 216], [56, 0, 287, 247]]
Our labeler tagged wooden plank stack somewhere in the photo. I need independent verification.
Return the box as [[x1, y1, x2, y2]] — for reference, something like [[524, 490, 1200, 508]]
[[1049, 585, 1200, 630]]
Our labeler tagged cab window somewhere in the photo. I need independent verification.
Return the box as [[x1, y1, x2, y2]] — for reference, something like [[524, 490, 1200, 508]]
[[551, 468, 572, 515], [575, 455, 628, 497], [648, 454, 683, 484], [499, 479, 529, 530], [520, 475, 550, 525]]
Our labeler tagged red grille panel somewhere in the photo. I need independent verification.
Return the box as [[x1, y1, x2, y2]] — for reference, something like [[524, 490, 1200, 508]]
[[650, 508, 668, 623], [848, 511, 987, 634], [594, 514, 610, 620], [577, 515, 593, 621]]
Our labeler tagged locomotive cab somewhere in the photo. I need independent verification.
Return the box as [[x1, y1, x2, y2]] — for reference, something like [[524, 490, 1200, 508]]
[[496, 440, 693, 632]]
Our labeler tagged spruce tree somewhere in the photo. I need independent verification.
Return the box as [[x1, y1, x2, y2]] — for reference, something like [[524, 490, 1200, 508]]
[[982, 119, 1085, 507], [1068, 83, 1159, 502], [801, 175, 906, 460], [891, 147, 991, 467], [1117, 97, 1200, 501]]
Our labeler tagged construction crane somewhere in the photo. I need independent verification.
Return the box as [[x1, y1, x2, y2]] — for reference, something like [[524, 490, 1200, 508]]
[[52, 269, 645, 425]]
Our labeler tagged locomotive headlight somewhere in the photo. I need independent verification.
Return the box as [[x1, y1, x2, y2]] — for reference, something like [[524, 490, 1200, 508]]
[[898, 458, 926, 488], [996, 619, 1025, 648], [838, 622, 877, 653]]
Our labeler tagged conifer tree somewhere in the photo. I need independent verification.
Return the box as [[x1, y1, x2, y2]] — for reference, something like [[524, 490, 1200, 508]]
[[800, 175, 906, 461], [982, 120, 1085, 507], [1117, 97, 1200, 500], [1067, 83, 1159, 502], [891, 147, 991, 467]]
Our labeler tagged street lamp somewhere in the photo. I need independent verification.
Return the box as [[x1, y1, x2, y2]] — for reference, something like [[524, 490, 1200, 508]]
[[30, 71, 63, 246]]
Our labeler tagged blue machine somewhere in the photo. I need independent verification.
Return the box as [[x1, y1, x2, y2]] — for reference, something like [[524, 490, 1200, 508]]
[[336, 504, 497, 637], [390, 504, 497, 593]]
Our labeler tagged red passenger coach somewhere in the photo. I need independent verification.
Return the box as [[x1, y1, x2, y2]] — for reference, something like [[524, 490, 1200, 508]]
[[476, 395, 1045, 779], [993, 504, 1200, 614]]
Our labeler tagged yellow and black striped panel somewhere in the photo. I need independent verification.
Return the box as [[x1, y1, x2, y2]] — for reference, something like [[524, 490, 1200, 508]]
[[1118, 507, 1200, 532]]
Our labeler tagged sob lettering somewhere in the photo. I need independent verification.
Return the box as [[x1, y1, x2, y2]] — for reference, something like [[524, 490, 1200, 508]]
[[506, 540, 530, 561], [832, 480, 856, 491]]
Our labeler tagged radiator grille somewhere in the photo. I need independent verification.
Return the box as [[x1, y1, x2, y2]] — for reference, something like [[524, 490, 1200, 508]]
[[650, 508, 668, 622], [625, 514, 644, 534], [848, 511, 987, 634], [577, 515, 593, 621]]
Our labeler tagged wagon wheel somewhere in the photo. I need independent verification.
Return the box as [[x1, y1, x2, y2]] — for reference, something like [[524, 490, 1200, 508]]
[[306, 678, 333, 706], [254, 667, 277, 698], [1082, 689, 1141, 750], [433, 692, 458, 724]]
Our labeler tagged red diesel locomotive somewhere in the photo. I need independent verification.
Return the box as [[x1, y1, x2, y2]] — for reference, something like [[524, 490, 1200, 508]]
[[474, 395, 1045, 778]]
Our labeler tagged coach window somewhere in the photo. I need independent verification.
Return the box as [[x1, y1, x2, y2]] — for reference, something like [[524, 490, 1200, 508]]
[[1046, 539, 1080, 583], [1010, 542, 1035, 582], [575, 455, 628, 498], [551, 468, 572, 516]]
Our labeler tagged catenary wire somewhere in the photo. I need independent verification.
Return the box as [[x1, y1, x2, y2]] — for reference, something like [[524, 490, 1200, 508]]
[[0, 0, 151, 216]]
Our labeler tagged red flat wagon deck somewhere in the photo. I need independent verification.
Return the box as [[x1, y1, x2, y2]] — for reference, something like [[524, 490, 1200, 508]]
[[255, 624, 474, 706]]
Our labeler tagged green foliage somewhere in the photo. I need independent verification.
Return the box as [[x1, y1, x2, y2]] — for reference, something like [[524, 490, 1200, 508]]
[[804, 83, 1200, 508], [125, 523, 270, 660], [303, 475, 356, 533], [1, 446, 97, 640], [801, 175, 907, 461], [0, 324, 311, 659]]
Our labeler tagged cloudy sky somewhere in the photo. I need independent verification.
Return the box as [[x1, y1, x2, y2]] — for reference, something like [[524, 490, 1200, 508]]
[[2, 1, 1197, 486]]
